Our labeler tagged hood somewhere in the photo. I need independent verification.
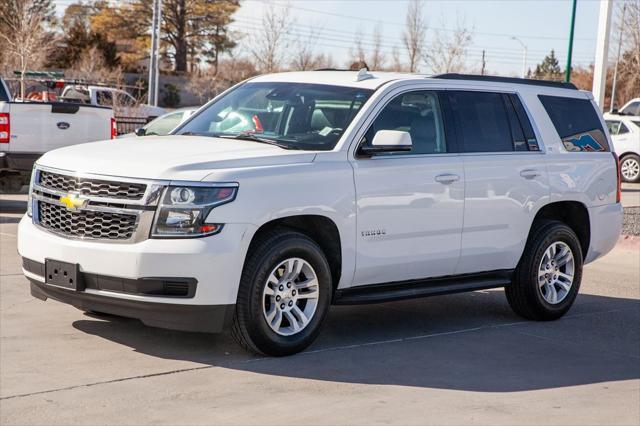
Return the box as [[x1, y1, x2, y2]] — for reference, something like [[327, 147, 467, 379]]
[[37, 136, 317, 181]]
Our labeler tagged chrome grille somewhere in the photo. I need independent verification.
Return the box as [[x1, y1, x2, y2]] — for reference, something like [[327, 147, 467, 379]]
[[38, 201, 138, 240], [39, 171, 147, 200]]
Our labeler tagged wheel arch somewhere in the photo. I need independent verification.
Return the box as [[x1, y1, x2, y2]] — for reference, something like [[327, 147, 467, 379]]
[[528, 201, 590, 259], [246, 214, 343, 291]]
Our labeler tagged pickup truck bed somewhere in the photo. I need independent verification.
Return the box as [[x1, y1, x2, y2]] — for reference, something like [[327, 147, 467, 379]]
[[0, 79, 114, 191]]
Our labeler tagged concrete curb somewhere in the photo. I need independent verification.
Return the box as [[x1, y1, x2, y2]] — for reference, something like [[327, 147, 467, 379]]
[[617, 235, 640, 250]]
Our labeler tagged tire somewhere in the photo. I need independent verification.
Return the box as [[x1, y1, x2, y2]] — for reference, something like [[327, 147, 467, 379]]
[[620, 154, 640, 183], [506, 220, 583, 321], [231, 228, 332, 356]]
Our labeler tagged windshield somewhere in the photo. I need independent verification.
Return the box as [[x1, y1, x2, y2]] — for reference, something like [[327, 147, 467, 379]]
[[175, 82, 373, 150]]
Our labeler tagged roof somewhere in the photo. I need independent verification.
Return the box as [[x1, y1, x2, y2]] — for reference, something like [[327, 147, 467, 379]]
[[249, 71, 582, 93], [249, 70, 421, 90]]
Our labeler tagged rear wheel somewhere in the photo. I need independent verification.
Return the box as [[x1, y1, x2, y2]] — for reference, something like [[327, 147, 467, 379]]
[[506, 221, 583, 320], [620, 154, 640, 183], [231, 229, 332, 356]]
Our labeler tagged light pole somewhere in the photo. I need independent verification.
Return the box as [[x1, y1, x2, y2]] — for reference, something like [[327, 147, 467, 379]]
[[148, 0, 162, 107], [511, 36, 528, 78], [565, 0, 578, 82]]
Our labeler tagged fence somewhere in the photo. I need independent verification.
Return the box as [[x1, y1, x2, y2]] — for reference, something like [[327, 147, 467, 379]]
[[115, 116, 150, 136]]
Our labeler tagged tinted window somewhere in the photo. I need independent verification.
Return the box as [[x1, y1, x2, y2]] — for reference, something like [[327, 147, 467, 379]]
[[362, 91, 447, 155], [177, 82, 372, 151], [449, 91, 513, 152], [502, 94, 527, 151], [538, 95, 609, 152], [509, 94, 539, 151]]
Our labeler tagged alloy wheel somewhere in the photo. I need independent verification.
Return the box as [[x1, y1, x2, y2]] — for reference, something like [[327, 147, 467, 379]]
[[621, 158, 640, 181], [538, 241, 575, 304], [262, 258, 320, 336]]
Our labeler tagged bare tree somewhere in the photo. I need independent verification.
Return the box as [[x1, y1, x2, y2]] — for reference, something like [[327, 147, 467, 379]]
[[0, 0, 54, 98], [66, 46, 124, 85], [389, 46, 405, 72], [370, 24, 385, 71], [291, 27, 324, 71], [402, 0, 427, 73], [247, 2, 294, 73], [350, 28, 367, 65], [614, 0, 640, 106], [424, 17, 474, 74]]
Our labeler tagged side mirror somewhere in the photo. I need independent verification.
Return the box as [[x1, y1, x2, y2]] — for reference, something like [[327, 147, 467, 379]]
[[135, 127, 147, 136], [359, 130, 412, 156]]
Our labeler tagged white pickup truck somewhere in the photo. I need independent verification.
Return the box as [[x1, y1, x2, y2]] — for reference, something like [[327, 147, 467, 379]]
[[0, 78, 115, 191], [60, 85, 166, 120], [18, 71, 622, 356]]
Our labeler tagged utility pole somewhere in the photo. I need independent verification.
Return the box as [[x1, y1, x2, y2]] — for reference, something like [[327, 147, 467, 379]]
[[510, 36, 527, 78], [564, 0, 577, 82], [148, 0, 162, 107], [593, 0, 613, 109], [610, 3, 626, 112], [481, 50, 486, 75]]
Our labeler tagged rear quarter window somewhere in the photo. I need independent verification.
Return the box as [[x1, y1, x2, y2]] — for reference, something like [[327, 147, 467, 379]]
[[538, 95, 609, 152]]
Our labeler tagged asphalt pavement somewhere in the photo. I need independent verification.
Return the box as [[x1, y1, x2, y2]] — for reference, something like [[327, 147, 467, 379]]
[[0, 192, 639, 425]]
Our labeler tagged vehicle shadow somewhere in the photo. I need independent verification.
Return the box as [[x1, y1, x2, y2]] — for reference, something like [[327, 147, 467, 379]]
[[72, 290, 640, 393]]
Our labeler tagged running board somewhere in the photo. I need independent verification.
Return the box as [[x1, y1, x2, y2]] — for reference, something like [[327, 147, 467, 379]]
[[333, 270, 513, 305]]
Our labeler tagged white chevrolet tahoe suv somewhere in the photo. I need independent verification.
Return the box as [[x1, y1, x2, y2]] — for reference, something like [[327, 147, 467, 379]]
[[18, 71, 623, 356]]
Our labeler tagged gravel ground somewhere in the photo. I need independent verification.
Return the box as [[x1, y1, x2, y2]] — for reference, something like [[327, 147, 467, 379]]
[[623, 207, 640, 236]]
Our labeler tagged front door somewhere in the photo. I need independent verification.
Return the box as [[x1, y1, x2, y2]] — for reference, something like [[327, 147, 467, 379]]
[[351, 90, 465, 286]]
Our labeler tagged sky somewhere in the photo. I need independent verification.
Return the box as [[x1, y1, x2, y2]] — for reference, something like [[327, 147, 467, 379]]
[[53, 0, 612, 76]]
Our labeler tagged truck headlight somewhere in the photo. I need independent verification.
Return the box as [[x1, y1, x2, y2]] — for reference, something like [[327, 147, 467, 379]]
[[26, 167, 37, 217], [151, 184, 237, 238]]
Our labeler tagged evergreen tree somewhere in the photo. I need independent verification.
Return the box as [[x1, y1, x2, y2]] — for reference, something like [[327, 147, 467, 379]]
[[533, 49, 563, 81]]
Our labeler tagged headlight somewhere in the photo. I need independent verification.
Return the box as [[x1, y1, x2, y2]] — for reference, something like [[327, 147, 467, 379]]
[[151, 184, 237, 238], [26, 167, 37, 217]]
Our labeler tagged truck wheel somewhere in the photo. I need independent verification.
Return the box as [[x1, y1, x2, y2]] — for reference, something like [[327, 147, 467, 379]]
[[506, 220, 583, 321], [231, 229, 332, 356], [620, 154, 640, 183]]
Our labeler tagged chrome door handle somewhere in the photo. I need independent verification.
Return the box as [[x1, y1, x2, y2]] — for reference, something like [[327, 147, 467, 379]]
[[520, 169, 541, 179], [435, 173, 460, 184]]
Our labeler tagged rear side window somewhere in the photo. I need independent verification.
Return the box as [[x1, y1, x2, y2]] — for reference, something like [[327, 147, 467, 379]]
[[538, 95, 609, 152], [509, 94, 540, 151], [448, 91, 514, 152]]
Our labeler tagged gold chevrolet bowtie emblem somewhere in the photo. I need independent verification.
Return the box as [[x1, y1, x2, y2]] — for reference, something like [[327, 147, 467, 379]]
[[59, 194, 87, 210]]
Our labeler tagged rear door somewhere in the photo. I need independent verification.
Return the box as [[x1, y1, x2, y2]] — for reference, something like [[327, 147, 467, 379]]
[[447, 90, 550, 275], [351, 89, 465, 286]]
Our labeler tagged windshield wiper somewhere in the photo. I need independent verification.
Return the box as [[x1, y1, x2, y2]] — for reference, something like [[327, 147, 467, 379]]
[[217, 132, 297, 150]]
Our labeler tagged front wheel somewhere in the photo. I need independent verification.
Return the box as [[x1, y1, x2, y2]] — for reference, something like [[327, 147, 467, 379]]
[[231, 229, 332, 356], [506, 221, 583, 321], [620, 154, 640, 183]]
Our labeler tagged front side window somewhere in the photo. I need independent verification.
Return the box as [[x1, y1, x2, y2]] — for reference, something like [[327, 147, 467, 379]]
[[362, 91, 447, 155], [144, 111, 185, 136], [448, 91, 514, 153], [176, 82, 373, 151], [538, 95, 609, 152]]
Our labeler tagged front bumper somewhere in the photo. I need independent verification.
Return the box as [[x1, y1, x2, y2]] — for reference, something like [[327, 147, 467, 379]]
[[18, 215, 256, 307], [29, 279, 234, 333]]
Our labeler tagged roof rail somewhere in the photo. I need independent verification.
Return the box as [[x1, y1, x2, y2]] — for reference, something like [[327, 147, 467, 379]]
[[433, 73, 578, 90]]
